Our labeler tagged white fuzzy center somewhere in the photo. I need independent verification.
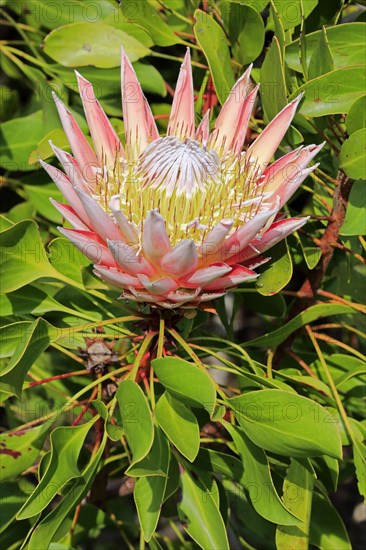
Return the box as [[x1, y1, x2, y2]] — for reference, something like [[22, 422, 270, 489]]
[[138, 136, 221, 198]]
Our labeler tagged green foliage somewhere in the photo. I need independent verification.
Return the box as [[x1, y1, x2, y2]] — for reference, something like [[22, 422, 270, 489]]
[[0, 1, 365, 549]]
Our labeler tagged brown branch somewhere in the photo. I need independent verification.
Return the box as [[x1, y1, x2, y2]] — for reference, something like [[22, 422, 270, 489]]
[[292, 171, 352, 311]]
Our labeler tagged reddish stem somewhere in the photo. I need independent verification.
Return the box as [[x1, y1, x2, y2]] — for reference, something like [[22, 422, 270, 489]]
[[28, 369, 90, 387], [72, 386, 98, 426]]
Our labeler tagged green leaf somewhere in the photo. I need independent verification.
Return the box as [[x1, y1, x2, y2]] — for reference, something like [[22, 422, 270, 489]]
[[224, 422, 300, 525], [276, 459, 315, 548], [272, 0, 318, 29], [44, 23, 150, 68], [17, 0, 118, 30], [134, 432, 170, 541], [340, 181, 366, 236], [225, 0, 269, 11], [229, 389, 342, 458], [24, 183, 63, 223], [28, 128, 69, 165], [154, 393, 200, 463], [292, 66, 366, 117], [1, 285, 78, 317], [195, 449, 245, 484], [0, 482, 28, 535], [120, 0, 183, 46], [260, 36, 287, 121], [298, 233, 321, 270], [163, 454, 180, 503], [309, 490, 351, 550], [339, 129, 366, 180], [222, 3, 265, 65], [152, 356, 216, 414], [0, 111, 45, 171], [256, 240, 293, 296], [353, 439, 366, 499], [308, 26, 334, 80], [17, 422, 94, 519], [194, 9, 235, 104], [27, 431, 107, 550], [0, 322, 32, 358], [0, 421, 51, 482], [178, 466, 230, 550], [0, 318, 56, 397], [246, 303, 355, 347], [48, 237, 90, 284], [135, 474, 168, 542], [116, 380, 154, 467], [128, 426, 170, 477], [346, 95, 366, 135], [0, 220, 61, 293], [271, 0, 286, 60], [286, 23, 366, 73]]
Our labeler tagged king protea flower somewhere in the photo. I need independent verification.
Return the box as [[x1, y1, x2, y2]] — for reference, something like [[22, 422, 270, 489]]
[[42, 49, 322, 309]]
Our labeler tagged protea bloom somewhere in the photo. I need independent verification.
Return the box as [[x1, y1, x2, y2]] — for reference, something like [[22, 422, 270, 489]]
[[42, 49, 322, 309]]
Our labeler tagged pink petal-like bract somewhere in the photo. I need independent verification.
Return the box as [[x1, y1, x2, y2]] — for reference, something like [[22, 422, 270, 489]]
[[45, 50, 322, 309]]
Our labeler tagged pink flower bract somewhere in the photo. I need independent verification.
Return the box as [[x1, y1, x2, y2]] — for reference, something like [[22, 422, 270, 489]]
[[44, 49, 323, 309]]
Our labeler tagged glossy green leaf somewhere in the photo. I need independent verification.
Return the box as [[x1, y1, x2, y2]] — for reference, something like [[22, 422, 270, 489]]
[[128, 426, 170, 477], [298, 233, 322, 270], [178, 466, 230, 550], [276, 459, 315, 548], [195, 449, 245, 484], [44, 23, 150, 68], [17, 422, 94, 519], [272, 0, 318, 29], [256, 240, 293, 296], [116, 380, 154, 467], [154, 393, 200, 462], [224, 478, 277, 548], [309, 490, 351, 550], [0, 482, 28, 535], [48, 237, 90, 284], [339, 129, 366, 180], [15, 0, 117, 30], [308, 26, 334, 80], [27, 431, 107, 550], [340, 181, 366, 236], [0, 220, 61, 293], [0, 421, 51, 482], [134, 434, 169, 541], [120, 0, 183, 46], [6, 202, 35, 224], [224, 422, 300, 525], [0, 322, 33, 358], [28, 129, 69, 165], [0, 318, 55, 397], [0, 111, 45, 171], [1, 285, 78, 317], [194, 9, 235, 104], [260, 36, 287, 121], [247, 303, 355, 347], [286, 23, 366, 73], [271, 0, 286, 59], [292, 66, 366, 117], [346, 95, 366, 135], [24, 183, 63, 223], [223, 3, 265, 65], [135, 475, 168, 542], [229, 389, 342, 458], [353, 439, 366, 499], [225, 0, 269, 11], [152, 356, 216, 414]]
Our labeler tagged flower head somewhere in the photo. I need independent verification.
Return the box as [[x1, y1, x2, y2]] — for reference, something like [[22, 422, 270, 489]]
[[44, 49, 322, 309]]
